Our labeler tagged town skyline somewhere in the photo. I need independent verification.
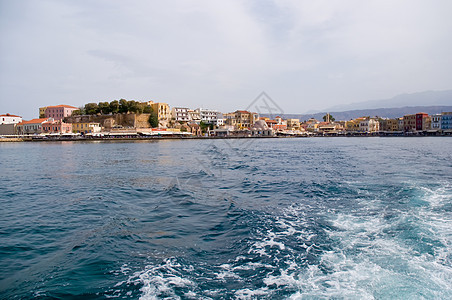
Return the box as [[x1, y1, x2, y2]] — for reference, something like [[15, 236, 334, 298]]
[[2, 1, 452, 120], [2, 97, 451, 138]]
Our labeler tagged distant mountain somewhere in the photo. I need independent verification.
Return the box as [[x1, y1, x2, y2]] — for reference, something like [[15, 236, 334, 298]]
[[323, 90, 452, 112], [263, 106, 452, 122]]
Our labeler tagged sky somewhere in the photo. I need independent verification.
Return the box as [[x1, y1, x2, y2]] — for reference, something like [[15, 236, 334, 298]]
[[1, 0, 452, 119]]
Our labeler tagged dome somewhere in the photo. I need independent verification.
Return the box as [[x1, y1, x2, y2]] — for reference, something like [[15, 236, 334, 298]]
[[252, 120, 269, 130]]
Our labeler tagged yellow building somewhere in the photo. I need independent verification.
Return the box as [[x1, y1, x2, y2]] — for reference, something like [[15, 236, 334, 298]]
[[150, 102, 170, 123], [39, 107, 47, 118], [224, 112, 236, 127], [345, 117, 366, 131], [403, 114, 416, 132], [224, 112, 237, 128], [286, 119, 300, 130], [72, 122, 102, 133], [227, 110, 258, 129], [380, 118, 399, 131]]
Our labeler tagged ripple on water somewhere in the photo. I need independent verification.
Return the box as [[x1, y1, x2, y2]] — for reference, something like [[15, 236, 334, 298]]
[[1, 138, 451, 298]]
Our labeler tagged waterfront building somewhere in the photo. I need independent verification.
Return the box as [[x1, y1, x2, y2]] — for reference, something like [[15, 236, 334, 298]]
[[187, 109, 201, 124], [380, 118, 399, 131], [359, 118, 380, 132], [212, 128, 233, 137], [0, 114, 22, 135], [45, 105, 78, 121], [403, 114, 416, 132], [264, 119, 278, 129], [224, 112, 235, 127], [16, 118, 51, 135], [273, 123, 287, 131], [225, 110, 259, 130], [431, 114, 442, 130], [274, 116, 287, 126], [304, 118, 320, 132], [318, 122, 340, 134], [239, 110, 259, 129], [150, 102, 170, 124], [286, 119, 300, 130], [72, 122, 102, 134], [334, 120, 347, 129], [263, 116, 287, 131], [196, 108, 219, 124], [0, 113, 22, 125], [345, 118, 363, 132], [307, 122, 320, 132], [187, 122, 202, 136], [441, 112, 452, 130], [416, 113, 430, 131], [42, 119, 73, 134], [216, 112, 224, 127], [171, 107, 191, 122], [251, 120, 274, 136], [398, 117, 404, 131]]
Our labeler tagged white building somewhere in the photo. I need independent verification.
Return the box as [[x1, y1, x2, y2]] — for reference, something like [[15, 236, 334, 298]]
[[171, 107, 191, 122], [359, 118, 380, 132], [0, 113, 22, 124], [431, 114, 442, 130], [216, 112, 224, 126], [196, 108, 219, 124], [188, 109, 201, 124]]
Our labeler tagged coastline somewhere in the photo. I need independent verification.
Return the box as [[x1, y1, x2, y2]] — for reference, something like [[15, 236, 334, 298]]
[[1, 132, 451, 143]]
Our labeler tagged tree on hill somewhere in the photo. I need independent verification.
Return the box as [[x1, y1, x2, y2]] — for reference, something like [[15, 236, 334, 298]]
[[85, 103, 100, 115], [143, 105, 152, 113], [80, 99, 152, 115], [323, 113, 335, 122], [109, 100, 119, 114], [99, 102, 111, 114], [128, 100, 144, 113], [119, 99, 129, 113]]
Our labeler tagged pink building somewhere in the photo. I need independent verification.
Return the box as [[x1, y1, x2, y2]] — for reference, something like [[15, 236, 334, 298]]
[[42, 119, 72, 134], [45, 105, 78, 120]]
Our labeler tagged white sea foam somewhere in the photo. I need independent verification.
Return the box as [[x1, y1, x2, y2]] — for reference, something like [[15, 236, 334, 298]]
[[287, 183, 452, 299], [122, 183, 451, 299], [234, 287, 270, 299], [126, 258, 197, 300]]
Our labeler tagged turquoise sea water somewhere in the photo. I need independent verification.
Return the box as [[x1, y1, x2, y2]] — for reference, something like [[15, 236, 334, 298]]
[[0, 137, 451, 299]]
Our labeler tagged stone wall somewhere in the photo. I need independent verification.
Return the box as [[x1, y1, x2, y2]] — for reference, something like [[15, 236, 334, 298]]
[[136, 114, 151, 128], [65, 113, 151, 129], [0, 124, 17, 135]]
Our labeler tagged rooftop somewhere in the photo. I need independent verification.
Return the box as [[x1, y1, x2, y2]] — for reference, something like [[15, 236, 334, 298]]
[[0, 113, 22, 117], [18, 118, 49, 125], [47, 104, 78, 109]]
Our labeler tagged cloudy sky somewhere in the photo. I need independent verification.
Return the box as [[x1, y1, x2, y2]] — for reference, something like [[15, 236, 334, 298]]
[[1, 0, 451, 119]]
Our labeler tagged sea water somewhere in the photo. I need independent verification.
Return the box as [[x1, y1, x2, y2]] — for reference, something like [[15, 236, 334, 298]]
[[0, 137, 451, 299]]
